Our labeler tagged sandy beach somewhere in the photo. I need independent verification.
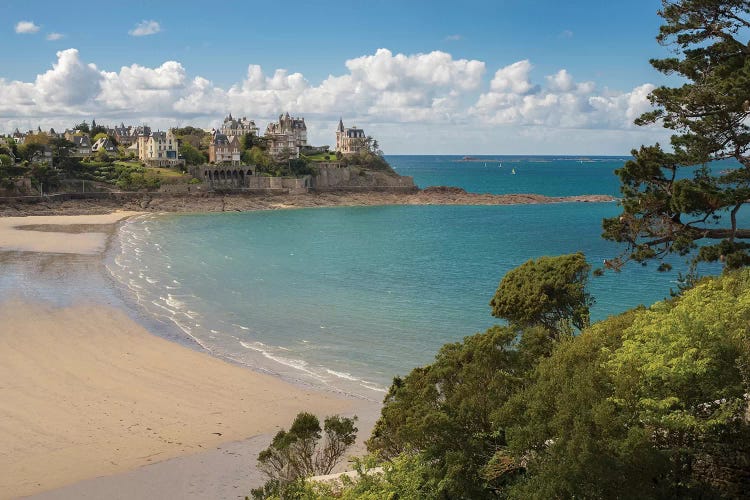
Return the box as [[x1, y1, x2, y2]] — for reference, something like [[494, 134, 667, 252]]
[[0, 213, 361, 499], [0, 212, 142, 254]]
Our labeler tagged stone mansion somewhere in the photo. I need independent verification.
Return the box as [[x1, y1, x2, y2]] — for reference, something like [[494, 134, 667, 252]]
[[335, 119, 368, 155]]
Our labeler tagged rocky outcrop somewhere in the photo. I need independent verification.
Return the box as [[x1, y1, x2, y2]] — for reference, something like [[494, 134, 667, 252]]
[[0, 190, 616, 217]]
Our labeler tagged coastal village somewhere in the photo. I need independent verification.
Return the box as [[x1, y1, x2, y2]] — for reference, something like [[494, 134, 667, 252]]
[[0, 113, 412, 195]]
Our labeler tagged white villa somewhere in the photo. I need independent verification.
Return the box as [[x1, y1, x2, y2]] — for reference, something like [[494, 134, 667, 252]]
[[137, 129, 181, 167]]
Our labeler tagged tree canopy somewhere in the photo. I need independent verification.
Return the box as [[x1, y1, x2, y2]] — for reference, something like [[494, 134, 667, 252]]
[[603, 0, 750, 271], [317, 264, 750, 499], [252, 412, 358, 499], [489, 253, 593, 336]]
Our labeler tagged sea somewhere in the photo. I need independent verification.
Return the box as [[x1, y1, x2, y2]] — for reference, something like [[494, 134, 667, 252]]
[[106, 155, 729, 400]]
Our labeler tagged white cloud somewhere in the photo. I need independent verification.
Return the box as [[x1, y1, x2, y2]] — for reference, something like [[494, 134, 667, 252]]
[[129, 20, 161, 37], [15, 21, 40, 34], [46, 32, 65, 41], [445, 34, 462, 41], [560, 29, 574, 38], [470, 60, 656, 130], [0, 48, 664, 153]]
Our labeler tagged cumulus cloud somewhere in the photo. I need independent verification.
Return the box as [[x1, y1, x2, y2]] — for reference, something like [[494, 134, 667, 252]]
[[0, 48, 660, 152], [46, 32, 65, 41], [470, 60, 655, 129], [0, 49, 102, 117], [15, 21, 40, 34], [129, 20, 161, 36]]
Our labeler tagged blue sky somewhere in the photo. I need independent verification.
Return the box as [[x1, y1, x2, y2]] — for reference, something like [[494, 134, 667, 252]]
[[0, 0, 674, 154]]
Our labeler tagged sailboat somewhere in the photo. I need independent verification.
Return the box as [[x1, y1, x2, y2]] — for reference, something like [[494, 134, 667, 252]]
[[498, 162, 503, 168], [511, 168, 516, 175]]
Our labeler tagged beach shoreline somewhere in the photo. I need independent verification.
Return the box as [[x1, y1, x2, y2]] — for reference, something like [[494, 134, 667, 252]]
[[0, 212, 378, 499]]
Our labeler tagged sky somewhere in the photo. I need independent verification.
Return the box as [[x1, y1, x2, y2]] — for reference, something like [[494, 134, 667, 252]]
[[0, 0, 676, 154]]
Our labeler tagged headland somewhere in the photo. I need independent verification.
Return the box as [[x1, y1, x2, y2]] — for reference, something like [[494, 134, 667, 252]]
[[0, 187, 615, 217]]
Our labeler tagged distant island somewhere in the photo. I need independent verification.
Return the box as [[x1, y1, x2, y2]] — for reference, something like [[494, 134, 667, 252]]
[[458, 156, 502, 162]]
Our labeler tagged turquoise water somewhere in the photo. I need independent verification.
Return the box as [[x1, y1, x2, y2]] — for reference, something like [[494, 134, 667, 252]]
[[108, 156, 725, 399], [389, 155, 628, 196]]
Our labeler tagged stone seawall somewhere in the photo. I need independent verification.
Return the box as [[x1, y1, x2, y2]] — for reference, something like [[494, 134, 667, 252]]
[[312, 165, 416, 191]]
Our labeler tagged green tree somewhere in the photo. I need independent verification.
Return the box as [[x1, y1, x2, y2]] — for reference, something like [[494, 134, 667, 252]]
[[244, 146, 273, 171], [367, 325, 531, 499], [252, 412, 358, 499], [489, 253, 594, 337], [74, 121, 90, 134], [504, 269, 750, 498], [95, 148, 111, 163], [23, 133, 50, 146], [180, 142, 206, 165], [0, 154, 12, 167], [17, 143, 45, 162], [90, 125, 106, 138], [603, 0, 750, 271], [29, 163, 60, 193], [241, 132, 256, 152]]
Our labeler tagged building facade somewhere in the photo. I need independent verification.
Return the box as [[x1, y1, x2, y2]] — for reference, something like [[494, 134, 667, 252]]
[[264, 112, 307, 158], [137, 129, 181, 167], [220, 113, 258, 137], [335, 119, 368, 155], [70, 135, 92, 156], [209, 133, 241, 165]]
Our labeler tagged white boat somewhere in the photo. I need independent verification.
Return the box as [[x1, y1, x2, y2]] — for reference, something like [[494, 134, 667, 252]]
[[511, 168, 516, 175]]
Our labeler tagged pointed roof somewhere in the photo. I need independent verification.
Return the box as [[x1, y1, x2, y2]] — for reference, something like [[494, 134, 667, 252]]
[[338, 118, 345, 132]]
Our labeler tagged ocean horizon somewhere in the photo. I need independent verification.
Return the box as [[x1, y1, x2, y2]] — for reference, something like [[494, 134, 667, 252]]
[[106, 155, 727, 400]]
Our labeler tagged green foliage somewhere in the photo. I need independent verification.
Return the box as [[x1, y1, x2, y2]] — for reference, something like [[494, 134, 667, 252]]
[[603, 0, 750, 272], [23, 132, 50, 146], [240, 132, 257, 152], [180, 142, 206, 166], [243, 146, 273, 170], [505, 269, 750, 498], [251, 412, 358, 499], [74, 121, 90, 133], [0, 154, 12, 167], [355, 257, 750, 499], [16, 143, 45, 162], [341, 149, 395, 173], [367, 324, 548, 499], [503, 312, 672, 499], [489, 253, 594, 336], [265, 453, 441, 500], [29, 163, 60, 191]]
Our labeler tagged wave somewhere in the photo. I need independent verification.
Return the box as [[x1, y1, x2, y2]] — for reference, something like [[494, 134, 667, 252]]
[[108, 213, 389, 399]]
